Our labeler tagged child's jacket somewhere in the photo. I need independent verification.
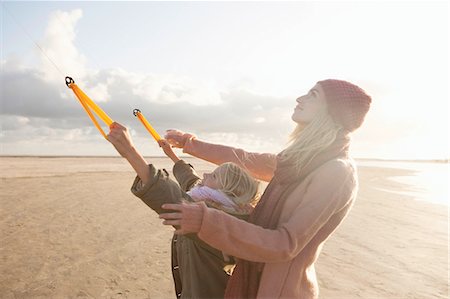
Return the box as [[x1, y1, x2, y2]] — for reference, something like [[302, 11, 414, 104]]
[[130, 160, 244, 299]]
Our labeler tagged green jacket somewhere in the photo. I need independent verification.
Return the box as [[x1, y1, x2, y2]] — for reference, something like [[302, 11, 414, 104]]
[[131, 160, 244, 299]]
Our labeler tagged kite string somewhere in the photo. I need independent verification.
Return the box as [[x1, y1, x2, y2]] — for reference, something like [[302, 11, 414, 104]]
[[3, 3, 115, 129], [2, 2, 66, 77], [2, 3, 128, 145], [3, 2, 139, 131]]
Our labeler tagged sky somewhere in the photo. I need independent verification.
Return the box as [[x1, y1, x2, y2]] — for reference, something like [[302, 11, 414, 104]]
[[1, 1, 449, 159]]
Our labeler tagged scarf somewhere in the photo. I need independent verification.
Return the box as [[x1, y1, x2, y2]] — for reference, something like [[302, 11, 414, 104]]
[[188, 185, 237, 208], [224, 131, 350, 299]]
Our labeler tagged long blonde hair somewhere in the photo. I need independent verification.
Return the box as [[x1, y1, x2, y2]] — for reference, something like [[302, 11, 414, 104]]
[[215, 162, 260, 206], [281, 109, 345, 173]]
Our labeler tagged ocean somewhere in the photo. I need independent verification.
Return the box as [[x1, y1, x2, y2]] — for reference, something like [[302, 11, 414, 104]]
[[357, 160, 449, 206], [1, 156, 448, 206]]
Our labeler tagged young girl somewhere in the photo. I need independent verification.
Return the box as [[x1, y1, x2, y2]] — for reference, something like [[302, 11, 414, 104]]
[[107, 123, 259, 298], [160, 79, 372, 298], [159, 139, 258, 214]]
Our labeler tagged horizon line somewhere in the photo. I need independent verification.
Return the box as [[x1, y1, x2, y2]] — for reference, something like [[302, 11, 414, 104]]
[[0, 155, 448, 163]]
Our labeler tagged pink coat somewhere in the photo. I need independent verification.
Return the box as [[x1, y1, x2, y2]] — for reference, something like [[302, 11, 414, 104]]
[[183, 138, 358, 298]]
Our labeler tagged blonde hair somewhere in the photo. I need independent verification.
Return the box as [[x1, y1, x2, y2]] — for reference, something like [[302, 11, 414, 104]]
[[282, 109, 345, 174], [215, 162, 260, 206]]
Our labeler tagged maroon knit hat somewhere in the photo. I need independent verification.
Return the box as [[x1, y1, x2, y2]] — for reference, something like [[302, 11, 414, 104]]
[[317, 79, 371, 132]]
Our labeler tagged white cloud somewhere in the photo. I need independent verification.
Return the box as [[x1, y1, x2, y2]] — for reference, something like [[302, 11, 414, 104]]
[[0, 9, 295, 156], [86, 82, 110, 103], [39, 9, 87, 82], [2, 4, 448, 159], [129, 73, 222, 106], [1, 115, 30, 130], [254, 117, 265, 124]]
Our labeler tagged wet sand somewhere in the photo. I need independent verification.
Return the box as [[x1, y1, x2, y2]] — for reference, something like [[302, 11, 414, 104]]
[[0, 157, 447, 298]]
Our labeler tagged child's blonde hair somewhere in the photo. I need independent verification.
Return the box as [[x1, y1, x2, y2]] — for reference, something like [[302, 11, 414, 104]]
[[215, 162, 260, 206]]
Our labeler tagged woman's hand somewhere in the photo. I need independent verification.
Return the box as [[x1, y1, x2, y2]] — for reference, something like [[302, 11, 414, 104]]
[[159, 202, 205, 234], [107, 122, 136, 158], [164, 129, 196, 148]]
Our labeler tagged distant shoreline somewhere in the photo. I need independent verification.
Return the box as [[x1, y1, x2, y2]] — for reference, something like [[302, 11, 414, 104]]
[[355, 158, 449, 164], [0, 155, 448, 164]]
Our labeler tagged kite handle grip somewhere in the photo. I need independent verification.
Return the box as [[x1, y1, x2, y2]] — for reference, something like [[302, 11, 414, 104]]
[[65, 76, 75, 87]]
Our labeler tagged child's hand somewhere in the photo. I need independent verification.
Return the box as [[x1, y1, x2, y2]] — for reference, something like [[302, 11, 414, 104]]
[[158, 139, 180, 162], [107, 122, 135, 158]]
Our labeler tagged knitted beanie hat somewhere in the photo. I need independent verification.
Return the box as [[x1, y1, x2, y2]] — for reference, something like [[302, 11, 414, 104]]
[[318, 79, 372, 132]]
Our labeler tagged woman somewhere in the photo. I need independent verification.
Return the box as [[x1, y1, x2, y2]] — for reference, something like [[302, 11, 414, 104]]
[[159, 79, 371, 298]]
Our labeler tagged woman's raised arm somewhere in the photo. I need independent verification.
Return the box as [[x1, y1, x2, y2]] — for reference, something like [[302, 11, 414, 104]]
[[165, 129, 277, 182]]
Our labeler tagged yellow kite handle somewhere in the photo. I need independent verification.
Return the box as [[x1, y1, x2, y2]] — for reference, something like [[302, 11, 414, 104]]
[[72, 86, 108, 138], [65, 76, 113, 139], [71, 84, 113, 126], [133, 109, 161, 141]]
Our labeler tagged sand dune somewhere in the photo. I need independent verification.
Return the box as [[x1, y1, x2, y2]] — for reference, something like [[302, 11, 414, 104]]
[[0, 157, 447, 298]]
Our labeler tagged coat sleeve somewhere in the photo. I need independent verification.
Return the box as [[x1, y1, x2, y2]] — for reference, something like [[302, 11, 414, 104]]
[[172, 159, 202, 192], [183, 138, 277, 182], [131, 164, 193, 215], [196, 159, 357, 263], [130, 164, 240, 256]]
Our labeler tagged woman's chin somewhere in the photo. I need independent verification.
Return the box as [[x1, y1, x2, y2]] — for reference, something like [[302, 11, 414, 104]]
[[291, 115, 306, 125]]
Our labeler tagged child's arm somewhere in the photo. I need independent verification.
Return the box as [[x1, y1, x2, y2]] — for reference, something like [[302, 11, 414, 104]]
[[158, 139, 181, 163], [107, 122, 150, 185]]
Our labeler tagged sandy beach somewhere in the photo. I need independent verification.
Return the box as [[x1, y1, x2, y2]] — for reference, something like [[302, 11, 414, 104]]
[[0, 157, 447, 299]]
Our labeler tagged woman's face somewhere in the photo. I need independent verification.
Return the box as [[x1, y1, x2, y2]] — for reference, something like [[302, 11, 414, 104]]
[[291, 83, 328, 124]]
